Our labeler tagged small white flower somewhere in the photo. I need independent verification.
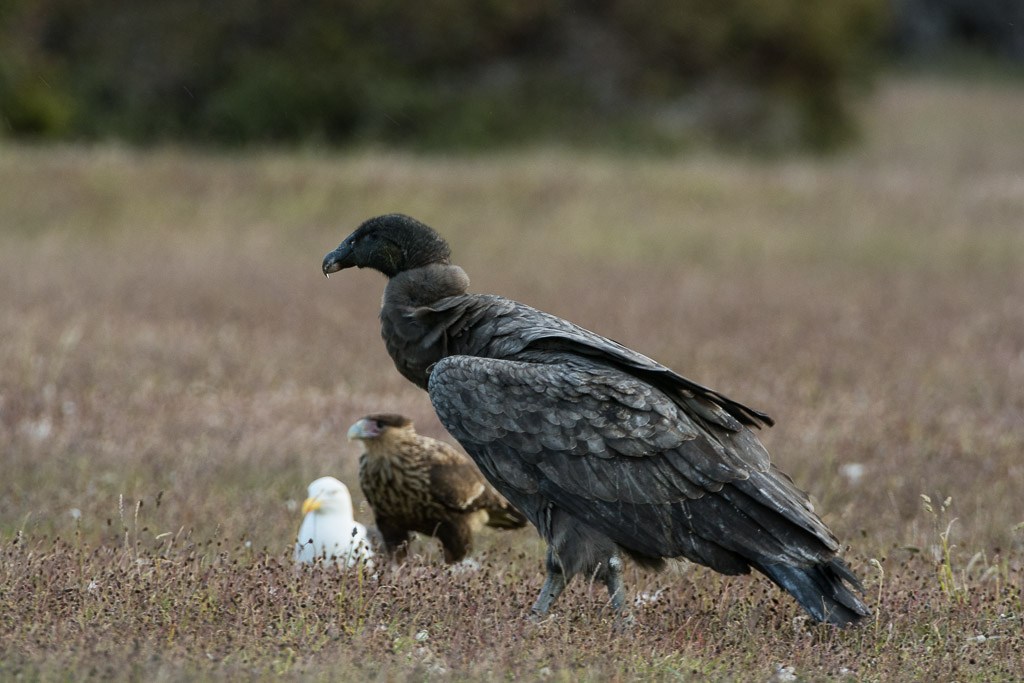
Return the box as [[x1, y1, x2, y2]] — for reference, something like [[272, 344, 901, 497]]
[[839, 463, 866, 485], [448, 558, 480, 573], [69, 508, 82, 520], [769, 664, 797, 682], [633, 588, 666, 606], [21, 418, 53, 443]]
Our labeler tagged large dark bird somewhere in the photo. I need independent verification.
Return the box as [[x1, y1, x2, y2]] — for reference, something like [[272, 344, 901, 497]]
[[323, 214, 870, 626], [348, 413, 527, 563]]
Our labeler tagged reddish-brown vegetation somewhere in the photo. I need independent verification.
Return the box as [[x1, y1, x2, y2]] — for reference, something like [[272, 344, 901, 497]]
[[2, 78, 1023, 679]]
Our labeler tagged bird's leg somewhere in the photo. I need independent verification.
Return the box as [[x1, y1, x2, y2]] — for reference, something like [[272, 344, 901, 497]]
[[603, 554, 625, 612], [531, 572, 567, 616], [379, 523, 412, 563], [436, 521, 471, 564], [530, 549, 568, 618], [602, 554, 636, 631]]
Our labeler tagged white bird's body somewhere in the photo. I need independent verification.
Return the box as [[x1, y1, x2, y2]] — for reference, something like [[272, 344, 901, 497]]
[[295, 476, 374, 567]]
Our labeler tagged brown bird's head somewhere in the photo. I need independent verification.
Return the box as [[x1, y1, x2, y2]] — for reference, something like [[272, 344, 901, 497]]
[[322, 214, 451, 279], [347, 413, 414, 441]]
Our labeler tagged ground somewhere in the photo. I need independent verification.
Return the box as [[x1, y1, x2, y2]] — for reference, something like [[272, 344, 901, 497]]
[[1, 76, 1023, 680]]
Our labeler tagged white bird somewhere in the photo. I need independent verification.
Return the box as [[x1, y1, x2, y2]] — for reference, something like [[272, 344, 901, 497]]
[[294, 476, 374, 567]]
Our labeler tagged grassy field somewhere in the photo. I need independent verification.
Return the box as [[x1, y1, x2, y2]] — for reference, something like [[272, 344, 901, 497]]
[[2, 76, 1024, 680]]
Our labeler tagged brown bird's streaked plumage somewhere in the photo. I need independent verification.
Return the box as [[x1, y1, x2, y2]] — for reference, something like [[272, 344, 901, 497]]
[[348, 413, 527, 563], [323, 214, 871, 627]]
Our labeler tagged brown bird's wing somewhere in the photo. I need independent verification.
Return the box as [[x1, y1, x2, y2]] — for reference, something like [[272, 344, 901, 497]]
[[427, 455, 489, 511], [424, 438, 527, 527]]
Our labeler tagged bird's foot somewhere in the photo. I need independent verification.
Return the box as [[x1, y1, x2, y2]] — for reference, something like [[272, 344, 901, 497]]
[[611, 610, 636, 633], [526, 609, 558, 626]]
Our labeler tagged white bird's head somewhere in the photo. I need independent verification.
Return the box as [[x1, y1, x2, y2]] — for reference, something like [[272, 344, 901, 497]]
[[301, 476, 355, 517]]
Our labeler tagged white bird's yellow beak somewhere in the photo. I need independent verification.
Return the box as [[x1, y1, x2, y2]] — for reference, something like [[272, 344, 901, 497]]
[[301, 497, 321, 515]]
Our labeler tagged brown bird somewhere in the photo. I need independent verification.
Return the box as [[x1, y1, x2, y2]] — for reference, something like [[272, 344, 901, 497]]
[[323, 214, 871, 626], [347, 413, 528, 563]]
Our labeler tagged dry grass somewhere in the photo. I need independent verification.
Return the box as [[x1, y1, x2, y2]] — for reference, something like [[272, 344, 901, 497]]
[[2, 76, 1023, 680]]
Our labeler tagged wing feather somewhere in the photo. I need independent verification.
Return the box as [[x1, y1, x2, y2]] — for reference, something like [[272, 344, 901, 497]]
[[416, 295, 773, 429], [428, 354, 838, 569], [428, 355, 762, 504]]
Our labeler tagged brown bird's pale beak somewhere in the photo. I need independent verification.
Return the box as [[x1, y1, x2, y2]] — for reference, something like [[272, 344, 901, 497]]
[[347, 419, 373, 440], [301, 497, 322, 515]]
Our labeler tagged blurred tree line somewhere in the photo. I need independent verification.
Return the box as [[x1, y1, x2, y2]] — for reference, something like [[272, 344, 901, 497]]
[[890, 0, 1024, 63], [0, 0, 1019, 151]]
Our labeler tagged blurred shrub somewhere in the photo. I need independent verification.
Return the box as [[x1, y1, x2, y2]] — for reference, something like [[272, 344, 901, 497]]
[[890, 0, 1024, 63], [0, 0, 888, 150]]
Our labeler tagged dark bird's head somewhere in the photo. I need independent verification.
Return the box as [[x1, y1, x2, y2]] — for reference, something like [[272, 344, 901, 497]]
[[347, 413, 414, 441], [322, 214, 451, 279]]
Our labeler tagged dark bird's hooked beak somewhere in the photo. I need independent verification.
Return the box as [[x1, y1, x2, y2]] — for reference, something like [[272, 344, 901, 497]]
[[322, 242, 355, 278]]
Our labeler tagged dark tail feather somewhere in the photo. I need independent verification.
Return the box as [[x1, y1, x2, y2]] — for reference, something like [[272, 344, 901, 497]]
[[486, 505, 529, 529], [758, 558, 871, 627]]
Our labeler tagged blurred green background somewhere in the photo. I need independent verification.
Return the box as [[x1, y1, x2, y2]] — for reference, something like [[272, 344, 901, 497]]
[[2, 0, 1021, 152]]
